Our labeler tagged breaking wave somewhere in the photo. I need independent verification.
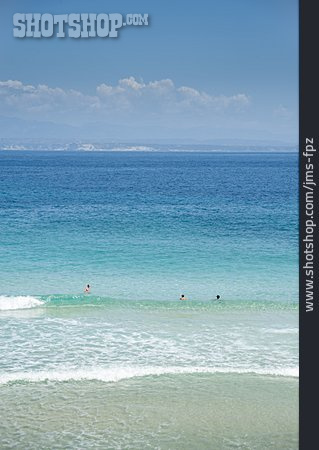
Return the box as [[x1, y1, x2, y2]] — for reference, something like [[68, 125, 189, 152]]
[[0, 296, 44, 311], [0, 365, 299, 385]]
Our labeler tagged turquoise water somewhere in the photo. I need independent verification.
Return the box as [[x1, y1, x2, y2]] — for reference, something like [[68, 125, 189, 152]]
[[0, 151, 298, 301], [0, 151, 298, 448]]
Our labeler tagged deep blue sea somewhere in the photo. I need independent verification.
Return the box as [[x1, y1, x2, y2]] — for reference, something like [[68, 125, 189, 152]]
[[0, 151, 298, 449], [0, 151, 298, 301]]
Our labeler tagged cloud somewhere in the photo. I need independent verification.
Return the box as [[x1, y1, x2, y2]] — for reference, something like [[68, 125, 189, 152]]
[[0, 80, 98, 123], [0, 77, 250, 126], [96, 77, 250, 114]]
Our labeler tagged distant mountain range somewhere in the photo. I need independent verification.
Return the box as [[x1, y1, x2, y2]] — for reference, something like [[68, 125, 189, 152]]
[[0, 116, 297, 151]]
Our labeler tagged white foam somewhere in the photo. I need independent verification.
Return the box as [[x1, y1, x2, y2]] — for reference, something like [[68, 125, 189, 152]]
[[262, 328, 299, 335], [0, 366, 299, 385], [0, 296, 44, 311]]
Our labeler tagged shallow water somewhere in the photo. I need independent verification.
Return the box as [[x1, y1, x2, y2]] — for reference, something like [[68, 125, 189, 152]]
[[0, 297, 298, 448], [0, 297, 298, 381], [0, 374, 298, 450]]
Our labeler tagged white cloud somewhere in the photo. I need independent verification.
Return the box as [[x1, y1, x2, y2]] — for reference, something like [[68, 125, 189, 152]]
[[0, 77, 250, 127], [96, 77, 250, 113]]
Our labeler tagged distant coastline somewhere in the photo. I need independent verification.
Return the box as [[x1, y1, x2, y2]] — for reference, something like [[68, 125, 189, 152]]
[[0, 139, 298, 153]]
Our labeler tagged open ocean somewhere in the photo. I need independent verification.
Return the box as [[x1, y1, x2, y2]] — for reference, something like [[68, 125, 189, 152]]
[[0, 151, 298, 449]]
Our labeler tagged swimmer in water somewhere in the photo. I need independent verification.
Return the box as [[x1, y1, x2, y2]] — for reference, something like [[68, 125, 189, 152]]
[[180, 294, 187, 300], [216, 295, 221, 300], [84, 284, 91, 294]]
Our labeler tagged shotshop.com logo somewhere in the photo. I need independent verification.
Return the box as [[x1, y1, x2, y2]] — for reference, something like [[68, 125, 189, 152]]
[[13, 13, 149, 38]]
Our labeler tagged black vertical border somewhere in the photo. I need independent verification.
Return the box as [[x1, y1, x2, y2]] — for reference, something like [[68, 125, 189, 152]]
[[300, 0, 319, 448]]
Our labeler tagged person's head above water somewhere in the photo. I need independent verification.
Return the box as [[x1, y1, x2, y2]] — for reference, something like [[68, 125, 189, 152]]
[[87, 284, 90, 288], [216, 295, 220, 300]]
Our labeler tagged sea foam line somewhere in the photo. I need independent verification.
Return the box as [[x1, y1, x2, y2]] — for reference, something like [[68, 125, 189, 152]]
[[0, 366, 299, 385], [0, 295, 44, 311]]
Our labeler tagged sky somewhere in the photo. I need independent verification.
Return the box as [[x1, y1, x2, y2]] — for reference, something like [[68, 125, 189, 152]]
[[0, 0, 298, 143]]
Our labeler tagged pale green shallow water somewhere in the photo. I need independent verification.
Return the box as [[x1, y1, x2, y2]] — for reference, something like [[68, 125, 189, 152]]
[[0, 374, 298, 450]]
